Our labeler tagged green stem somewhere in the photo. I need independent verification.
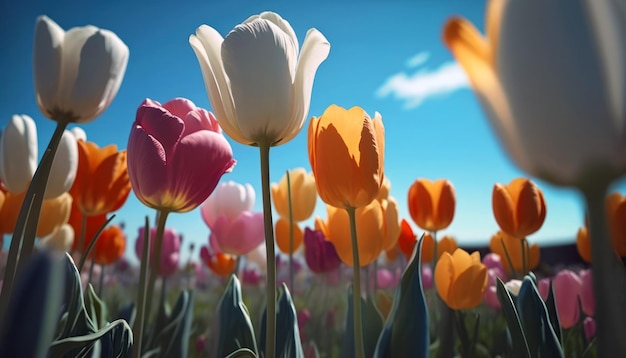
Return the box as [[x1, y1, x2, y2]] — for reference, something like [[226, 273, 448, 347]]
[[259, 143, 276, 358], [0, 119, 68, 317], [287, 170, 295, 291], [132, 216, 151, 358], [583, 184, 626, 357], [144, 210, 170, 326], [347, 206, 364, 358]]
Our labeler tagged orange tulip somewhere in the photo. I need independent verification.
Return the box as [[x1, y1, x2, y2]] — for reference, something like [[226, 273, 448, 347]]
[[577, 226, 592, 263], [438, 236, 458, 258], [70, 140, 131, 216], [323, 201, 384, 267], [275, 217, 303, 254], [0, 190, 71, 237], [492, 178, 546, 239], [489, 231, 540, 275], [308, 104, 385, 210], [94, 225, 126, 265], [201, 246, 236, 277], [607, 193, 626, 257], [377, 177, 391, 201], [271, 168, 317, 222], [69, 204, 108, 254], [408, 179, 455, 232], [435, 249, 488, 310], [379, 197, 400, 252]]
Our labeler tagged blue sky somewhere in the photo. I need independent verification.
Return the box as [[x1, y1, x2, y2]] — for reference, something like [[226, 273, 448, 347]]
[[2, 0, 620, 261]]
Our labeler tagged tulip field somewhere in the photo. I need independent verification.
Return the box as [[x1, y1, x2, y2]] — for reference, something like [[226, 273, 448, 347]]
[[1, 1, 626, 357]]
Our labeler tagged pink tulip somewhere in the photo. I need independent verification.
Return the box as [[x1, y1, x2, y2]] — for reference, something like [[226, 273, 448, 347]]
[[584, 316, 596, 341], [483, 286, 500, 309], [483, 253, 508, 281], [201, 181, 255, 229], [421, 264, 433, 290], [210, 212, 264, 256], [128, 98, 236, 213], [580, 269, 594, 316], [135, 227, 181, 277], [242, 267, 262, 286], [538, 278, 551, 301], [303, 228, 341, 274], [553, 269, 583, 329], [376, 268, 398, 289]]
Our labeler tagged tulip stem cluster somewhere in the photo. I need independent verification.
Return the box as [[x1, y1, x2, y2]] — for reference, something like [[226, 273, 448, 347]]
[[259, 143, 277, 358], [0, 119, 68, 318], [584, 184, 626, 357], [347, 206, 365, 358]]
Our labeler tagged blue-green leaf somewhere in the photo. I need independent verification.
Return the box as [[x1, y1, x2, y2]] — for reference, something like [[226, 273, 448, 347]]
[[496, 278, 530, 358], [217, 275, 258, 357], [340, 287, 383, 358], [49, 319, 132, 357], [544, 280, 562, 345]]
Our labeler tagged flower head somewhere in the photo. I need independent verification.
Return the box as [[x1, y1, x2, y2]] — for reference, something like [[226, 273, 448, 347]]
[[94, 225, 125, 265], [128, 98, 236, 213], [271, 168, 317, 222], [408, 179, 455, 232], [190, 12, 330, 146], [492, 178, 546, 239], [201, 181, 255, 229], [435, 248, 488, 310], [303, 227, 341, 274]]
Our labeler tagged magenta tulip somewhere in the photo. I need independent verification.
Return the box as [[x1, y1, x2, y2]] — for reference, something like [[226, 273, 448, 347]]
[[421, 265, 433, 290], [553, 269, 583, 329], [584, 316, 596, 341], [303, 228, 341, 274], [242, 267, 262, 286], [538, 278, 551, 301], [483, 253, 508, 283], [209, 212, 264, 256], [128, 98, 236, 213], [580, 269, 595, 317], [135, 226, 181, 277]]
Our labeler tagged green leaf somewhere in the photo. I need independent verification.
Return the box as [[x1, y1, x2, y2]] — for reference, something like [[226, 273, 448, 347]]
[[225, 348, 258, 358], [49, 319, 133, 357], [0, 251, 65, 358], [544, 280, 562, 345], [496, 278, 530, 358], [340, 288, 383, 358], [516, 277, 563, 357], [84, 283, 108, 330], [60, 253, 97, 339], [274, 283, 305, 358], [217, 275, 258, 357], [155, 290, 194, 358], [374, 233, 429, 358]]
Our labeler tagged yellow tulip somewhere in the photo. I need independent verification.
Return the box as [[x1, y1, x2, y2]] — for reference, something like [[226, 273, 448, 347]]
[[435, 249, 487, 310], [308, 104, 385, 210], [271, 168, 317, 222], [323, 201, 384, 267]]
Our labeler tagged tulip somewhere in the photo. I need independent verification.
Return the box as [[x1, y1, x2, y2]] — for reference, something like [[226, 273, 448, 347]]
[[323, 201, 384, 267], [309, 105, 385, 209], [492, 178, 546, 239], [39, 223, 74, 252], [71, 140, 130, 216], [241, 267, 262, 286], [607, 193, 626, 257], [272, 168, 317, 222], [135, 226, 181, 277], [201, 181, 255, 230], [68, 205, 107, 255], [0, 115, 78, 198], [0, 190, 71, 237], [34, 15, 128, 124], [128, 98, 236, 213], [94, 225, 125, 265], [408, 179, 455, 232], [537, 278, 551, 301], [444, 4, 626, 352], [580, 269, 595, 317], [482, 253, 507, 281], [584, 317, 597, 342], [435, 249, 488, 310], [377, 177, 391, 201], [303, 228, 341, 274], [398, 219, 418, 261], [576, 226, 592, 263], [190, 11, 330, 147], [209, 212, 264, 256], [379, 197, 400, 252], [489, 231, 540, 276], [421, 265, 433, 290], [200, 245, 236, 277], [553, 269, 583, 329], [438, 236, 458, 258], [275, 218, 303, 254]]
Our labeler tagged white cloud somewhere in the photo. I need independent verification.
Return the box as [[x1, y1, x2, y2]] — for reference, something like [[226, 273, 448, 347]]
[[377, 52, 470, 109]]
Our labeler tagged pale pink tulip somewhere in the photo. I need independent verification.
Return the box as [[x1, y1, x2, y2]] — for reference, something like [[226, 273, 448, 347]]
[[128, 98, 236, 213], [209, 212, 264, 256], [201, 181, 255, 230], [135, 227, 181, 277], [553, 269, 583, 329]]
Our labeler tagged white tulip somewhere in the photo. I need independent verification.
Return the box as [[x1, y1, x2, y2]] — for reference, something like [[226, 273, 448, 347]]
[[201, 181, 255, 229], [34, 15, 129, 124], [0, 115, 37, 194], [190, 11, 330, 146], [40, 223, 74, 252], [46, 129, 78, 199]]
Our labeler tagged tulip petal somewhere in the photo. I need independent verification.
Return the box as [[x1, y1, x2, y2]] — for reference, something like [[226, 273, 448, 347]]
[[435, 252, 454, 305], [0, 115, 37, 194], [37, 193, 72, 238], [136, 103, 184, 155], [492, 183, 516, 236], [408, 180, 435, 231], [280, 28, 330, 145], [499, 0, 623, 184], [189, 26, 247, 144], [275, 218, 303, 254], [167, 130, 236, 212], [222, 19, 295, 144], [201, 181, 255, 229], [250, 12, 299, 60], [162, 97, 197, 120], [127, 125, 166, 206], [214, 212, 264, 256], [46, 130, 78, 199], [33, 16, 64, 118]]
